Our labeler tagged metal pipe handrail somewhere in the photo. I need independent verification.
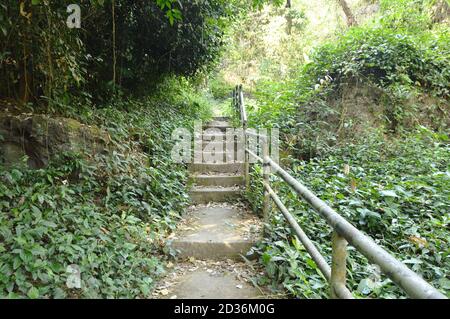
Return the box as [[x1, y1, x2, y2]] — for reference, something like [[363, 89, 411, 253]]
[[263, 182, 333, 282], [232, 85, 446, 299], [239, 85, 248, 125], [266, 157, 446, 299], [246, 148, 263, 163], [246, 130, 268, 140]]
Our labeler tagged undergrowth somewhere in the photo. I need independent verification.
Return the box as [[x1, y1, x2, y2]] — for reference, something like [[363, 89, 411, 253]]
[[0, 78, 211, 298], [247, 128, 449, 298], [240, 0, 450, 299]]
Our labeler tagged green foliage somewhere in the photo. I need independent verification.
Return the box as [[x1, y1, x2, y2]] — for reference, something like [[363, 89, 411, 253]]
[[0, 79, 211, 298], [208, 74, 235, 100], [248, 2, 449, 158], [239, 0, 450, 299], [378, 0, 434, 32], [247, 129, 450, 298], [0, 0, 238, 105], [305, 27, 449, 97], [217, 2, 310, 91]]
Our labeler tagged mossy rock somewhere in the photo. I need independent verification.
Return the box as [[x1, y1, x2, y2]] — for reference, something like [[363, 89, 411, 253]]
[[0, 114, 111, 168]]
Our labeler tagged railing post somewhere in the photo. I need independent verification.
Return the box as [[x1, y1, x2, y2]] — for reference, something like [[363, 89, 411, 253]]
[[235, 86, 239, 111], [232, 88, 236, 110], [262, 136, 270, 230], [331, 231, 352, 299], [237, 85, 241, 112], [244, 123, 250, 189]]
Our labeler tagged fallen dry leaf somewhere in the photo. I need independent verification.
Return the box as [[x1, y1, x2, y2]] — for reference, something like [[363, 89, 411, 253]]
[[160, 289, 169, 296]]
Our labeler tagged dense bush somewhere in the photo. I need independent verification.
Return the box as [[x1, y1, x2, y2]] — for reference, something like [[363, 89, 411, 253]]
[[248, 129, 449, 298], [241, 0, 450, 299], [0, 0, 235, 105], [249, 5, 449, 158], [0, 79, 211, 298], [303, 27, 449, 98]]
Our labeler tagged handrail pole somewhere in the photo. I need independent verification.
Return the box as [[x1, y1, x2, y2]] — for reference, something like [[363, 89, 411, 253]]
[[331, 231, 353, 299], [243, 122, 249, 189], [232, 88, 236, 110], [237, 85, 250, 189], [239, 85, 247, 124], [264, 182, 332, 281], [266, 157, 446, 299], [235, 86, 239, 111], [262, 136, 270, 230]]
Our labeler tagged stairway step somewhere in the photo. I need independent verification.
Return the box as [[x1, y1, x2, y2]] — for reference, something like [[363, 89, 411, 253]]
[[212, 116, 230, 121], [172, 240, 255, 260], [189, 163, 244, 174], [189, 187, 241, 204], [197, 133, 227, 141], [191, 175, 245, 187], [194, 131, 241, 141], [170, 206, 259, 260], [193, 152, 236, 163], [204, 120, 230, 127], [203, 121, 232, 132], [166, 268, 262, 299], [201, 140, 239, 149]]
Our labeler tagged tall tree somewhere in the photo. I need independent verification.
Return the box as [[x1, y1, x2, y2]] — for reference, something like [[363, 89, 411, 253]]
[[337, 0, 357, 26], [285, 0, 292, 35]]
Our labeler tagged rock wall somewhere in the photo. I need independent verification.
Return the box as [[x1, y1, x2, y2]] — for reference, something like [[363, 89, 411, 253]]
[[0, 114, 110, 168]]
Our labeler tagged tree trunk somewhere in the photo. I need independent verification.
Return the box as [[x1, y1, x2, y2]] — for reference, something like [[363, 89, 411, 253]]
[[112, 0, 116, 90], [19, 1, 32, 103], [285, 0, 292, 35], [431, 0, 450, 24], [337, 0, 357, 26]]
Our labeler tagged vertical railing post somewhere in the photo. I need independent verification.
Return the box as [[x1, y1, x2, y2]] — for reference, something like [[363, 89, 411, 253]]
[[262, 136, 271, 231], [233, 86, 237, 111], [330, 231, 352, 299], [237, 85, 241, 112], [243, 123, 249, 189]]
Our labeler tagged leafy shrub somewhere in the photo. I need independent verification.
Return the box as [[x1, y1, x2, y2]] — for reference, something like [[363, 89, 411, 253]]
[[0, 79, 211, 298], [249, 17, 449, 158], [209, 74, 235, 100], [0, 0, 236, 105], [305, 27, 449, 97], [247, 129, 450, 298]]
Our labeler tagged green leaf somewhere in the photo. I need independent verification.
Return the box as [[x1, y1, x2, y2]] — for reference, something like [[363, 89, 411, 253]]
[[27, 287, 39, 299], [380, 190, 398, 198], [438, 278, 450, 290]]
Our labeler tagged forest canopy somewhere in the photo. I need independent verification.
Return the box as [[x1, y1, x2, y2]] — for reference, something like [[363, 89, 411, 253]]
[[0, 0, 276, 105]]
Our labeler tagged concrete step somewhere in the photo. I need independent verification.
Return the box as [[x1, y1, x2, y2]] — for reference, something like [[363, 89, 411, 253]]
[[212, 116, 230, 122], [170, 206, 259, 260], [196, 133, 227, 141], [204, 120, 230, 127], [201, 140, 239, 148], [203, 121, 232, 132], [166, 268, 262, 299], [191, 174, 245, 187], [189, 187, 241, 204], [194, 131, 241, 141], [194, 151, 236, 163], [188, 163, 244, 174]]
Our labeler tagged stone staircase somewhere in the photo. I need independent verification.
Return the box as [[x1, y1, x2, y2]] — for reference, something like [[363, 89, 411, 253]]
[[172, 117, 258, 259], [161, 117, 263, 299]]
